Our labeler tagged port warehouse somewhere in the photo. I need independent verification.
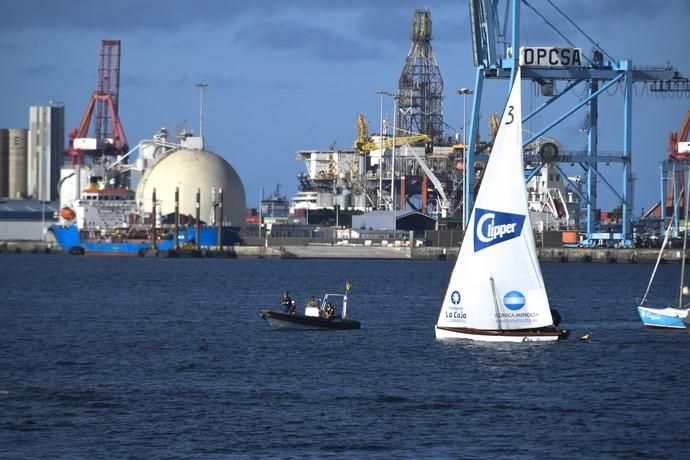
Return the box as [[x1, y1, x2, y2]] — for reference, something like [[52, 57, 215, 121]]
[[0, 200, 58, 241]]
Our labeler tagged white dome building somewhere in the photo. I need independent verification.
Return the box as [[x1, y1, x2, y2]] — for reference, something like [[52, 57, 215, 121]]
[[136, 148, 246, 227]]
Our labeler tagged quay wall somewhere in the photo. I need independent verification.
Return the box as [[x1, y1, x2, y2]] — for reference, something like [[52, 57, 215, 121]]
[[0, 240, 686, 264]]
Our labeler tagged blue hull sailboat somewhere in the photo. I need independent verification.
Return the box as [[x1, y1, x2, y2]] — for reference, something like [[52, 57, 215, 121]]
[[637, 189, 690, 329], [638, 306, 687, 329]]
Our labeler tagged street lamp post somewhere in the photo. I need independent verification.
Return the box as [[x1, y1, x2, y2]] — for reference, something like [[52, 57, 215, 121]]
[[457, 88, 473, 231], [376, 91, 394, 210], [41, 200, 46, 241], [391, 94, 397, 212]]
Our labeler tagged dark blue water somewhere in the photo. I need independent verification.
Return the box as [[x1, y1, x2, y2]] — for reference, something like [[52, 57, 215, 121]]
[[2, 255, 689, 459]]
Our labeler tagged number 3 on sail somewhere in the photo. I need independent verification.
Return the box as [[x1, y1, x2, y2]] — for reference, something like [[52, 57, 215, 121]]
[[434, 67, 569, 343]]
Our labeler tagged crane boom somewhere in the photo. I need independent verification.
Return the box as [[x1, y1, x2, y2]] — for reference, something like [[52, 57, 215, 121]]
[[401, 145, 450, 217]]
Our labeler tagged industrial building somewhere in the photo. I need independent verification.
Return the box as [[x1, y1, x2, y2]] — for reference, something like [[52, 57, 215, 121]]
[[0, 121, 61, 243]]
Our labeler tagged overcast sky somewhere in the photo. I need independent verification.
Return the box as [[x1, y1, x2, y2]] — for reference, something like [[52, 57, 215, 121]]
[[1, 0, 688, 210]]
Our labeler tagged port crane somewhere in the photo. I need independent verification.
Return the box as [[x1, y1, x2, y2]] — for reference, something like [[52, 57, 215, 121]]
[[66, 40, 128, 163], [658, 109, 690, 234], [466, 0, 690, 247], [64, 39, 129, 202], [354, 114, 451, 216]]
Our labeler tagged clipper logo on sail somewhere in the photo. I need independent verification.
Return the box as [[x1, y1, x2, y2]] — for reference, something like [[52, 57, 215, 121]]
[[474, 208, 525, 252]]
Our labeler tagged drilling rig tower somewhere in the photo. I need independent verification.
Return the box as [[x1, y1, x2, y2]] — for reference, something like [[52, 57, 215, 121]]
[[397, 10, 445, 143]]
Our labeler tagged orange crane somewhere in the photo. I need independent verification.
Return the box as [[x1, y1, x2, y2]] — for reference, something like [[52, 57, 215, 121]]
[[670, 109, 690, 161], [664, 109, 690, 217]]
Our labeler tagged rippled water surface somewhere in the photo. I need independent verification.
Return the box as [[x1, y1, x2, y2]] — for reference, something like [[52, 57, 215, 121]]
[[1, 255, 689, 459]]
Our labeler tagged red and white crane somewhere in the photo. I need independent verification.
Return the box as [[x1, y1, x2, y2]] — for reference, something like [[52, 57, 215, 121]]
[[65, 39, 128, 166]]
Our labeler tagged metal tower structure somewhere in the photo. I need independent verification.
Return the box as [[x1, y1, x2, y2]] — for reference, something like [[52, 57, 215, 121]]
[[464, 0, 689, 246], [66, 40, 128, 165], [95, 40, 122, 145], [660, 109, 690, 233], [397, 9, 445, 142]]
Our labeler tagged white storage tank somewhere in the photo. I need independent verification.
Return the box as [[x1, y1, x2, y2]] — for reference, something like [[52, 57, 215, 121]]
[[8, 128, 28, 199], [136, 148, 246, 227]]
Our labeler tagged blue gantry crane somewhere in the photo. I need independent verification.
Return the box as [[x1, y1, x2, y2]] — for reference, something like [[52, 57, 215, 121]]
[[464, 0, 690, 247]]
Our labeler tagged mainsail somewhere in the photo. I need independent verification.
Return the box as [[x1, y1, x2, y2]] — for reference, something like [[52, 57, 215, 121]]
[[436, 67, 554, 332]]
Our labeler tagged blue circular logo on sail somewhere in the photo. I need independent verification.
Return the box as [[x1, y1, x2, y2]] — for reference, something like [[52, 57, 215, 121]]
[[503, 291, 525, 310], [451, 290, 461, 305]]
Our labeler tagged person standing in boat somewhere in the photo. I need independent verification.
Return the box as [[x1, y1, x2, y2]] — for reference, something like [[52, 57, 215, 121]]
[[282, 292, 296, 316], [324, 302, 335, 320]]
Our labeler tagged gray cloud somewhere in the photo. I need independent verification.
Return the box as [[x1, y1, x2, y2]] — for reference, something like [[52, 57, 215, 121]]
[[560, 0, 684, 19], [234, 18, 382, 61], [20, 64, 56, 77], [121, 75, 155, 88], [0, 41, 21, 51], [0, 0, 458, 33]]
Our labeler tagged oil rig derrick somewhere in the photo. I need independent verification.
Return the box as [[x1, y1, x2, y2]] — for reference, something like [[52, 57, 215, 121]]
[[388, 10, 458, 220], [397, 9, 445, 143], [465, 0, 690, 247], [66, 40, 129, 170]]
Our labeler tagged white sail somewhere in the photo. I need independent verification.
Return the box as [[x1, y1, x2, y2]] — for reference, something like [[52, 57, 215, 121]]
[[436, 67, 554, 333]]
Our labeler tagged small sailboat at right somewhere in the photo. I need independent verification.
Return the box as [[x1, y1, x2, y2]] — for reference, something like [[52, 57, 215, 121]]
[[637, 188, 690, 329], [435, 67, 569, 342]]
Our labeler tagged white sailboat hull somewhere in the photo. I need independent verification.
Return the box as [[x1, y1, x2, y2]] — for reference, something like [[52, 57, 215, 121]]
[[435, 326, 567, 342]]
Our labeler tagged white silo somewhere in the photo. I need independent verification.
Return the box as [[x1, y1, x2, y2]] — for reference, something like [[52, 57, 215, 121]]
[[28, 103, 65, 201], [8, 128, 28, 199]]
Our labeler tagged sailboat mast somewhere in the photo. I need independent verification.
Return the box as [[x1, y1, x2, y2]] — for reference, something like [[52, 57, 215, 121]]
[[679, 168, 690, 309], [490, 276, 502, 331]]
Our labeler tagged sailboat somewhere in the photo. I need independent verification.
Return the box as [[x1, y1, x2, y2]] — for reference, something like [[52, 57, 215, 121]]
[[435, 67, 569, 342], [637, 185, 690, 329]]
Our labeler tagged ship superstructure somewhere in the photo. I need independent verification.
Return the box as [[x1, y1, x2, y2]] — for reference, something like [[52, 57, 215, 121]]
[[526, 162, 581, 231]]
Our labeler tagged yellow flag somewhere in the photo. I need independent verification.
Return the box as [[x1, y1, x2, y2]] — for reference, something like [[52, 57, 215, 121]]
[[346, 281, 352, 291]]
